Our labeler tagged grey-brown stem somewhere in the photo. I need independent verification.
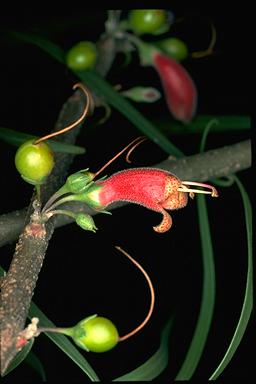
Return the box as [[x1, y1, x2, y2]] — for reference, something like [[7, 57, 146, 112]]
[[0, 89, 87, 374], [0, 220, 53, 373]]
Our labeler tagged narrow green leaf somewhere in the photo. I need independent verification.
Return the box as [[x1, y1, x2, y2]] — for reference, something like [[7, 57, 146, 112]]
[[0, 127, 86, 154], [199, 119, 219, 153], [113, 317, 173, 381], [25, 351, 47, 382], [46, 140, 85, 155], [175, 118, 216, 379], [175, 195, 216, 379], [211, 176, 235, 187], [8, 30, 184, 158], [3, 339, 34, 377], [209, 175, 253, 380], [0, 126, 35, 146], [155, 115, 250, 135], [28, 302, 100, 381], [7, 30, 65, 64]]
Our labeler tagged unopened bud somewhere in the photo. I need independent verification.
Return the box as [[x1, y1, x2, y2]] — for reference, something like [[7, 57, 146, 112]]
[[75, 213, 98, 233], [67, 170, 95, 193], [121, 86, 161, 103]]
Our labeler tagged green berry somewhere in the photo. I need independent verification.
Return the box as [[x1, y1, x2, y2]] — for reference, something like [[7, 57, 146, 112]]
[[128, 9, 167, 35], [15, 139, 54, 185], [72, 315, 119, 352], [66, 41, 97, 71], [157, 37, 188, 61]]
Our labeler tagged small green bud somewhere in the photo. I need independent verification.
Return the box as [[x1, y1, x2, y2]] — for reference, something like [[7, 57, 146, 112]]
[[121, 86, 161, 103], [75, 213, 98, 233], [66, 170, 95, 194], [72, 315, 119, 352]]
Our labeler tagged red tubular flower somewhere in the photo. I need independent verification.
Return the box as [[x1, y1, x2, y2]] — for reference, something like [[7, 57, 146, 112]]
[[53, 140, 218, 234], [152, 52, 197, 123], [83, 168, 188, 233]]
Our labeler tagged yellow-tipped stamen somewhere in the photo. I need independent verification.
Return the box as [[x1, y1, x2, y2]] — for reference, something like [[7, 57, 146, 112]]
[[178, 181, 218, 197]]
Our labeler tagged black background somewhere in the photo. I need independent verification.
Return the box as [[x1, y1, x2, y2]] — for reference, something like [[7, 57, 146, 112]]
[[0, 7, 253, 383]]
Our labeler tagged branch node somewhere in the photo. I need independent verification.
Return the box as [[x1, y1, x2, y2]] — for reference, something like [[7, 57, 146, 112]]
[[16, 317, 40, 350]]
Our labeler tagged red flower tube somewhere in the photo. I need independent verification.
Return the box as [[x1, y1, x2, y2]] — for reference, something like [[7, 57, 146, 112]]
[[82, 168, 188, 233], [153, 52, 197, 123]]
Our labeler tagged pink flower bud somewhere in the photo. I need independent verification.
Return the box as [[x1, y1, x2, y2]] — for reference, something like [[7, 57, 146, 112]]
[[152, 51, 197, 123]]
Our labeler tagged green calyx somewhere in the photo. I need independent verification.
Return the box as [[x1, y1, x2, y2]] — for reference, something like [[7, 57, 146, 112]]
[[70, 183, 104, 210], [42, 170, 96, 211], [71, 315, 119, 353], [66, 169, 95, 194]]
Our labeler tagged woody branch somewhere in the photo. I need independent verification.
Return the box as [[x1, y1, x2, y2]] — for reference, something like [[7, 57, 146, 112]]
[[0, 139, 251, 248]]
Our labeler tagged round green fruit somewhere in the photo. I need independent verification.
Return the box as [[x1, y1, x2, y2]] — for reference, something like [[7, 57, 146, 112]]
[[66, 41, 97, 71], [72, 315, 119, 353], [15, 139, 54, 185], [158, 37, 188, 61], [128, 9, 167, 35]]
